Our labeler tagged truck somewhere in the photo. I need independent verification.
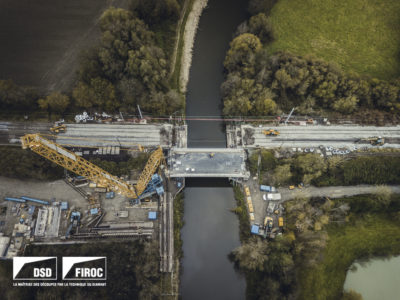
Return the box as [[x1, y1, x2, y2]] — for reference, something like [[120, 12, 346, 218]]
[[264, 216, 273, 231], [263, 129, 280, 136], [244, 186, 251, 197], [267, 193, 281, 201], [260, 185, 276, 192], [278, 217, 284, 228]]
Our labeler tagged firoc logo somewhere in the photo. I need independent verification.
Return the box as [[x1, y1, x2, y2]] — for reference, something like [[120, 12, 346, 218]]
[[13, 257, 57, 280], [62, 257, 106, 280]]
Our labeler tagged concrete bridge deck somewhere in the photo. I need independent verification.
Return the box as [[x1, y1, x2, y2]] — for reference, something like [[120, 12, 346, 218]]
[[168, 148, 249, 178], [233, 124, 400, 149]]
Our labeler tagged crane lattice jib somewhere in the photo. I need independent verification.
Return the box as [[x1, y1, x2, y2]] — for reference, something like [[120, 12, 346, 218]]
[[20, 134, 138, 198], [135, 147, 165, 196]]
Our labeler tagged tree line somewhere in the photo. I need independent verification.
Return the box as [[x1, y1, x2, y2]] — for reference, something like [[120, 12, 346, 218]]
[[249, 149, 400, 186], [222, 9, 400, 119]]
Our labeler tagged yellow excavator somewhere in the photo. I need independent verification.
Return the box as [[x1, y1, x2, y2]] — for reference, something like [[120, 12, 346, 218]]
[[263, 129, 280, 136], [20, 134, 164, 199], [50, 124, 66, 133], [360, 136, 385, 146]]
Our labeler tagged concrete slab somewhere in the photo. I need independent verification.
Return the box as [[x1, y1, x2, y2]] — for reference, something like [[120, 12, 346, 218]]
[[56, 123, 173, 148], [169, 148, 249, 178], [240, 124, 400, 149]]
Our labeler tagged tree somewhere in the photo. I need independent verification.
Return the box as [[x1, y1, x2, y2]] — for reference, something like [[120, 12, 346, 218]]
[[342, 290, 363, 300], [224, 33, 262, 75], [273, 164, 292, 185], [332, 95, 359, 113], [130, 0, 180, 26], [248, 13, 274, 43], [38, 92, 70, 114], [295, 154, 327, 184], [231, 238, 269, 272], [73, 78, 118, 111], [253, 97, 277, 115]]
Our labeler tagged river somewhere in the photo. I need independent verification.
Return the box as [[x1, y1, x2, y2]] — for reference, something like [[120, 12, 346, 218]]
[[343, 256, 400, 300], [181, 0, 248, 299]]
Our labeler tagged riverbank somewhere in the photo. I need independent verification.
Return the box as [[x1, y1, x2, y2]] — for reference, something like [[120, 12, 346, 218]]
[[178, 0, 209, 93], [298, 214, 400, 300]]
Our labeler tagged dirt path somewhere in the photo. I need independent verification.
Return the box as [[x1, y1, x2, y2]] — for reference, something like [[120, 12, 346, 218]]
[[278, 185, 400, 201], [179, 0, 208, 93]]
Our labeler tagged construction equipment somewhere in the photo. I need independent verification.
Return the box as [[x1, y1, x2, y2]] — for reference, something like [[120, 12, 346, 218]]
[[361, 136, 385, 146], [50, 124, 66, 133], [264, 216, 273, 231], [20, 134, 165, 199], [66, 211, 81, 238], [278, 217, 284, 228], [263, 129, 280, 136]]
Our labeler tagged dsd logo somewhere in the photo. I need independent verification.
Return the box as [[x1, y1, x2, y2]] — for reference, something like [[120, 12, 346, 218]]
[[62, 257, 106, 280], [13, 257, 57, 280]]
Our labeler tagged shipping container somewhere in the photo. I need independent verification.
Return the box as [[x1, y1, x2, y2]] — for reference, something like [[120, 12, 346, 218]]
[[278, 217, 284, 227], [267, 193, 282, 201], [260, 185, 276, 192], [244, 186, 251, 197], [248, 202, 254, 213], [249, 212, 255, 221]]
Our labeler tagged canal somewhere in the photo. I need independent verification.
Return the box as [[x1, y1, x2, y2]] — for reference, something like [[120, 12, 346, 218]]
[[181, 0, 248, 299]]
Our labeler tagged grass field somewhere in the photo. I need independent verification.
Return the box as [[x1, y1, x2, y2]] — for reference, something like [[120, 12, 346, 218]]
[[298, 214, 400, 300], [267, 0, 400, 80]]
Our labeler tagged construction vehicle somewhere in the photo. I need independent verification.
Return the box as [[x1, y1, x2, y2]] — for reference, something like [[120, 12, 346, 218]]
[[368, 136, 385, 146], [263, 129, 280, 136], [264, 216, 273, 231], [289, 185, 295, 190], [358, 136, 385, 146], [278, 217, 284, 228], [244, 186, 251, 197], [20, 134, 165, 200], [260, 185, 276, 192], [66, 211, 81, 238], [50, 124, 66, 133]]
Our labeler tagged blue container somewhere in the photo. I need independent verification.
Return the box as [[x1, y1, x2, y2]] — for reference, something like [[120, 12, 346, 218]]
[[90, 208, 99, 215], [4, 197, 26, 203], [105, 192, 115, 199], [60, 202, 68, 210], [260, 185, 272, 192], [148, 211, 157, 220], [20, 196, 49, 206], [156, 186, 164, 195], [251, 225, 260, 234], [28, 205, 35, 214]]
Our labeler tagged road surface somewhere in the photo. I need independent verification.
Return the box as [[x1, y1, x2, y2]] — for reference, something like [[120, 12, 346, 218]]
[[278, 185, 400, 201]]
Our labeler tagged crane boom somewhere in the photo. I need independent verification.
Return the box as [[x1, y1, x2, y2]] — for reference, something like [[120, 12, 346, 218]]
[[20, 134, 164, 199]]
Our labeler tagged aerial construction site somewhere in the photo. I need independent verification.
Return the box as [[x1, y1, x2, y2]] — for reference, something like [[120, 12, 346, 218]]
[[1, 115, 399, 273]]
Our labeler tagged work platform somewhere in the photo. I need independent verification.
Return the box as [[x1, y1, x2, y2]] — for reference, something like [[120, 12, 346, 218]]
[[168, 148, 249, 178], [231, 124, 400, 149], [56, 123, 174, 148]]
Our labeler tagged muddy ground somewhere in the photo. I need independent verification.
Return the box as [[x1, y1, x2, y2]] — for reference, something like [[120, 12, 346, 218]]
[[0, 0, 127, 93]]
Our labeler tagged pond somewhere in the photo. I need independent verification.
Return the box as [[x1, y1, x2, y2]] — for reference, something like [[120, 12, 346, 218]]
[[343, 255, 400, 300]]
